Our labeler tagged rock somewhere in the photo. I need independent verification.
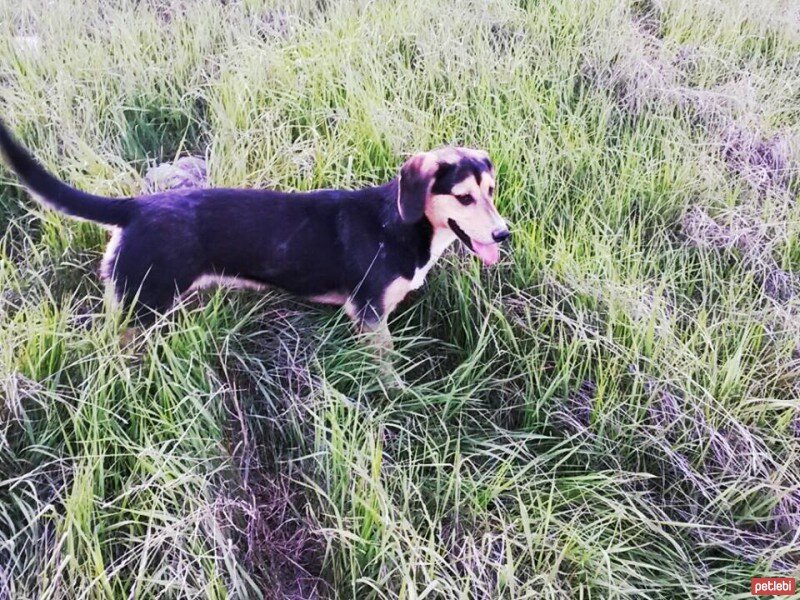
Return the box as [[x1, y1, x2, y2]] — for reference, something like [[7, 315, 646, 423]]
[[143, 156, 207, 193]]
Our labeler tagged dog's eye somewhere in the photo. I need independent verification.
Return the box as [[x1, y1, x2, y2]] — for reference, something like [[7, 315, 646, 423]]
[[455, 194, 474, 205], [488, 186, 495, 196]]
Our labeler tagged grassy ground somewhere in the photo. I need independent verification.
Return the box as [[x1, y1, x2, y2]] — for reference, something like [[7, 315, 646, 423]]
[[1, 0, 800, 597]]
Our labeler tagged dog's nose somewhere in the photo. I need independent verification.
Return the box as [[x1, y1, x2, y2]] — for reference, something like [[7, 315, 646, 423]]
[[492, 229, 511, 243]]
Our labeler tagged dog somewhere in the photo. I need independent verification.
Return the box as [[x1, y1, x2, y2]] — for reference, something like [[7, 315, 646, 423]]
[[0, 121, 510, 344]]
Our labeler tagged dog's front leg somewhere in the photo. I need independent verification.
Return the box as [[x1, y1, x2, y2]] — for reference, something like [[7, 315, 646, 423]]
[[345, 295, 405, 386], [361, 319, 403, 387], [345, 297, 393, 353], [360, 318, 394, 354]]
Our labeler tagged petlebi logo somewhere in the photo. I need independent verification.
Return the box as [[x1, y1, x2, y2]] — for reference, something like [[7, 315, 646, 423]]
[[750, 577, 796, 596]]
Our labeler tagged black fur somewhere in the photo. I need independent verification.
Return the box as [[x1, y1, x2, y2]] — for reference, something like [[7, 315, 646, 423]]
[[448, 219, 473, 251], [431, 157, 490, 195], [0, 121, 134, 226], [397, 154, 431, 223], [0, 120, 437, 325]]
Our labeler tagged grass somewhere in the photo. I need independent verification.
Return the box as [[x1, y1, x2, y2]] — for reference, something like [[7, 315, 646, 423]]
[[1, 0, 800, 597]]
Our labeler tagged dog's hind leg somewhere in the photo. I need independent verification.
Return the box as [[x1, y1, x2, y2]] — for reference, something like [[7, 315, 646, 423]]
[[109, 232, 201, 326]]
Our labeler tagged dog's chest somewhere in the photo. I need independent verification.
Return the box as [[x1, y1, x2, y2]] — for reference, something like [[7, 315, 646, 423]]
[[409, 229, 457, 290]]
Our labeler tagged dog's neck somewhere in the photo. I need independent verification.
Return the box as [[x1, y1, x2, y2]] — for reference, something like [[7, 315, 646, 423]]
[[377, 179, 457, 278]]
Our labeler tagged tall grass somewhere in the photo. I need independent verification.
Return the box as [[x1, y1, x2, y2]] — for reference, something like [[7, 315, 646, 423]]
[[1, 0, 800, 597]]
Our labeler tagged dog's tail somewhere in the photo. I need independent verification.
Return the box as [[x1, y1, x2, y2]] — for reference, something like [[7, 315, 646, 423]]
[[0, 119, 134, 227]]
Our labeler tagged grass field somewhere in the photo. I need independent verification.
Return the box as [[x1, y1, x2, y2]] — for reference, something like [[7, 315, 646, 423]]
[[2, 0, 800, 597]]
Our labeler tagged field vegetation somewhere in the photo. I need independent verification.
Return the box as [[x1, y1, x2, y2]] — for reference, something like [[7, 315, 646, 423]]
[[1, 0, 800, 597]]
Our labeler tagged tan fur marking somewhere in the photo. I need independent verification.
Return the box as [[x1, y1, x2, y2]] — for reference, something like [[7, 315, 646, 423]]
[[450, 176, 482, 197], [344, 299, 358, 321], [462, 148, 490, 160], [431, 147, 462, 164], [410, 227, 457, 289], [481, 174, 495, 196], [382, 277, 412, 316], [100, 228, 123, 281], [308, 292, 348, 305], [419, 152, 439, 173], [190, 274, 267, 292], [428, 146, 489, 164]]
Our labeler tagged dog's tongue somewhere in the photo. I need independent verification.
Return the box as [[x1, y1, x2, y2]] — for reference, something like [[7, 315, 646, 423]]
[[472, 240, 500, 266]]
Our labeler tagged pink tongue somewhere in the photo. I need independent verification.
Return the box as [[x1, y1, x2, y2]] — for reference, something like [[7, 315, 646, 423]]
[[472, 240, 500, 266]]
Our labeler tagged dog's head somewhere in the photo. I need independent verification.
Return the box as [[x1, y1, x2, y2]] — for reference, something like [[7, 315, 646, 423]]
[[397, 147, 510, 265]]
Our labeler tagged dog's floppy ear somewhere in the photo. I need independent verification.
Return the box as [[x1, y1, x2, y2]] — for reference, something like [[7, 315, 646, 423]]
[[397, 152, 436, 223]]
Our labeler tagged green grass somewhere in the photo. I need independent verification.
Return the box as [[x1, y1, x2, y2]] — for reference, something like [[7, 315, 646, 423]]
[[2, 0, 800, 598]]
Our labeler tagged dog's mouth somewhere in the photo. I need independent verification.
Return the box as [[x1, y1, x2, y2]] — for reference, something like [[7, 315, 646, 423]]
[[448, 219, 500, 266]]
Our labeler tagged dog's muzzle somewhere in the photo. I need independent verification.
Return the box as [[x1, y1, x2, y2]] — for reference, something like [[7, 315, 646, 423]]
[[448, 218, 507, 266]]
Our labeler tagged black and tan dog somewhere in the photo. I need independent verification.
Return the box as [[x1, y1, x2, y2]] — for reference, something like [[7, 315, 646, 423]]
[[0, 121, 510, 344]]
